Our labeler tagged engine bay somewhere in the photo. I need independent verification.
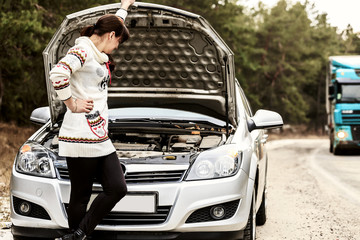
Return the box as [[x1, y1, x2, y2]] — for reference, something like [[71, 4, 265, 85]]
[[109, 131, 225, 159], [45, 128, 225, 162]]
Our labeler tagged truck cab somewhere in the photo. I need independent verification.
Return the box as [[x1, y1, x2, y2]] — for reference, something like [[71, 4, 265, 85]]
[[327, 56, 360, 154]]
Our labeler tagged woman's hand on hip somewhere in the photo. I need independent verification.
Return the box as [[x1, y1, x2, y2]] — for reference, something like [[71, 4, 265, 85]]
[[64, 97, 94, 113], [74, 98, 94, 113]]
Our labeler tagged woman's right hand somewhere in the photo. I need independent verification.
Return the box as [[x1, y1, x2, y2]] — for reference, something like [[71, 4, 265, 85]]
[[64, 97, 94, 113], [121, 0, 135, 10]]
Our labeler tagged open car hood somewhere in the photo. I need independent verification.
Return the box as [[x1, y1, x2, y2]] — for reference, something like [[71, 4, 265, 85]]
[[43, 2, 237, 127]]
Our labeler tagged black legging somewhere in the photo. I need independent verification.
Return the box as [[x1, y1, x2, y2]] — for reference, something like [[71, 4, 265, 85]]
[[66, 151, 127, 236]]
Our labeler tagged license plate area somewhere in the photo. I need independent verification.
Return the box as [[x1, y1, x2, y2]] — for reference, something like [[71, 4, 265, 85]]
[[88, 192, 157, 213]]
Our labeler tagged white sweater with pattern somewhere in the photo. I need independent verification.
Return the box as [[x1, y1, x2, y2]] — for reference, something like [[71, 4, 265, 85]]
[[50, 36, 115, 157], [50, 10, 127, 158]]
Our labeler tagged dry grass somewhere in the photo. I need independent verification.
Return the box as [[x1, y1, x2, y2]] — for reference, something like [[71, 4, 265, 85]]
[[0, 122, 37, 222], [0, 122, 37, 196], [267, 124, 327, 141]]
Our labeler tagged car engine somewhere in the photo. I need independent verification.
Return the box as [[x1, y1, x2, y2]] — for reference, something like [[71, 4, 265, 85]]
[[110, 132, 225, 159]]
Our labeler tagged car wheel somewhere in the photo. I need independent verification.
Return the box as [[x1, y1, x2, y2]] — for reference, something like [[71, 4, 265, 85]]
[[243, 191, 256, 240], [256, 189, 267, 226]]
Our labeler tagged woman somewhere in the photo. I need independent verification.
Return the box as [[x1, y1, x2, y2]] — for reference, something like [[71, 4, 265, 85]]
[[51, 1, 135, 239]]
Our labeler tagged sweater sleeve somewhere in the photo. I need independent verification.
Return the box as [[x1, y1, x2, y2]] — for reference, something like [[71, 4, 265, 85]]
[[49, 47, 88, 100], [115, 8, 128, 22]]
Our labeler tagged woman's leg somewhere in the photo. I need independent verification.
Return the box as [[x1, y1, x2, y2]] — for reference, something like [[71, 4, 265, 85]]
[[78, 152, 127, 235], [66, 157, 98, 231]]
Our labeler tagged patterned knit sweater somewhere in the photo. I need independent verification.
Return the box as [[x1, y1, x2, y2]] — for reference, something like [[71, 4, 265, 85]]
[[50, 10, 128, 157], [50, 36, 116, 157]]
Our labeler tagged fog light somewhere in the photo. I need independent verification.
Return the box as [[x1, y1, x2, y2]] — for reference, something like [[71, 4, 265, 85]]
[[210, 205, 225, 220], [19, 202, 31, 215]]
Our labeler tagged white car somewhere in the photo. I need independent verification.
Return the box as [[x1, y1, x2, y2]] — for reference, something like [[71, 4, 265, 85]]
[[10, 2, 283, 240]]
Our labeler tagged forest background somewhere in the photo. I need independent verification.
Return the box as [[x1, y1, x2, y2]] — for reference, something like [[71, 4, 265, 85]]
[[1, 0, 360, 132]]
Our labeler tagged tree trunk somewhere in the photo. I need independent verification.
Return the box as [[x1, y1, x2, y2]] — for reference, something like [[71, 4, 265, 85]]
[[0, 68, 3, 113], [316, 72, 324, 134]]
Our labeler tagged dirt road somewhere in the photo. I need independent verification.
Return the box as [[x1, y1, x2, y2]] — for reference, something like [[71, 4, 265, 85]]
[[257, 138, 360, 240], [1, 138, 360, 239]]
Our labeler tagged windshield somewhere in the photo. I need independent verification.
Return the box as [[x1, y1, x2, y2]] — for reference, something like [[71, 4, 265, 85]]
[[337, 85, 360, 102]]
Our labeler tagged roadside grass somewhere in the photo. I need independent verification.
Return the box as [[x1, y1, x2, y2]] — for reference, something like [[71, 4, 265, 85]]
[[268, 124, 327, 140], [0, 122, 36, 222], [0, 122, 37, 194]]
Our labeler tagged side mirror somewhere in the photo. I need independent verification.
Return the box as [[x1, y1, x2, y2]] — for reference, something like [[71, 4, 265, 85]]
[[30, 107, 51, 125], [248, 109, 283, 132], [328, 85, 335, 100]]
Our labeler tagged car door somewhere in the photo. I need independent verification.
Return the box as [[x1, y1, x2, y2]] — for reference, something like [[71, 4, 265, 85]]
[[237, 84, 267, 209]]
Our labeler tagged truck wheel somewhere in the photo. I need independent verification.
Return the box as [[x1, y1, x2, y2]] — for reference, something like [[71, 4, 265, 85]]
[[256, 189, 267, 226], [329, 141, 333, 153], [334, 146, 342, 155], [329, 130, 334, 153], [243, 192, 256, 240]]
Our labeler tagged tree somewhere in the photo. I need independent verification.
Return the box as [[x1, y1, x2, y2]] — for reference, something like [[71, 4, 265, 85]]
[[0, 0, 353, 130], [304, 11, 342, 132], [341, 25, 360, 54], [0, 0, 53, 123], [248, 0, 315, 123], [0, 0, 118, 123]]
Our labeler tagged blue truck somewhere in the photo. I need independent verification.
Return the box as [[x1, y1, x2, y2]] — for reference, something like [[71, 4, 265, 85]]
[[327, 56, 360, 154]]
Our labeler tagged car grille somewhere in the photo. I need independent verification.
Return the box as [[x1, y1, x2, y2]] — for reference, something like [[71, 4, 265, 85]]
[[341, 111, 360, 124], [64, 204, 171, 225], [57, 167, 186, 183], [351, 126, 360, 141], [100, 206, 172, 225]]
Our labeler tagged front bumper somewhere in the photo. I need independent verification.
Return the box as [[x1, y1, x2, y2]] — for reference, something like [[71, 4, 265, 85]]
[[12, 226, 244, 240], [10, 165, 253, 239], [334, 139, 360, 151]]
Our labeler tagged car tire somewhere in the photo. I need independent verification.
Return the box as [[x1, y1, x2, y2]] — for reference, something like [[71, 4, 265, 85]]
[[256, 189, 267, 226], [13, 237, 36, 240], [243, 191, 256, 240], [14, 237, 51, 240]]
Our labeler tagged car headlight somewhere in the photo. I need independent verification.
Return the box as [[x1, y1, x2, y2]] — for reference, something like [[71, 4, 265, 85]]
[[185, 145, 242, 181], [15, 141, 56, 178]]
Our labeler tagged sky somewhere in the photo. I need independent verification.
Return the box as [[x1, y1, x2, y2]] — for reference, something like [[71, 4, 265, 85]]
[[240, 0, 360, 33]]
